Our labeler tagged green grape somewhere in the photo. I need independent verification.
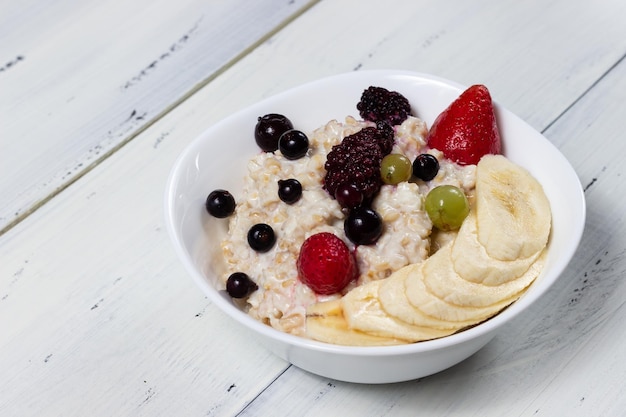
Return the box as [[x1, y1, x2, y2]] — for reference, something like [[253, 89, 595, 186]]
[[380, 154, 413, 185], [424, 185, 470, 231]]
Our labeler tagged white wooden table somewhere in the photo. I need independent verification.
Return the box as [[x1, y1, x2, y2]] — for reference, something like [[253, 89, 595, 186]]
[[2, 0, 625, 415]]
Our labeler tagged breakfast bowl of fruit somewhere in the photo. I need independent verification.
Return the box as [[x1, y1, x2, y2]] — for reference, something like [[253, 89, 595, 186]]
[[164, 70, 585, 383]]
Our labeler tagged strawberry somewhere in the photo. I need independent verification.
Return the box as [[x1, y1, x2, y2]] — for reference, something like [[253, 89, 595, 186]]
[[426, 84, 501, 166], [297, 232, 358, 295]]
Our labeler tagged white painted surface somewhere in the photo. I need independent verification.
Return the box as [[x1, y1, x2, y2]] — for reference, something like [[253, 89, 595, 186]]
[[0, 0, 314, 232], [1, 0, 625, 415]]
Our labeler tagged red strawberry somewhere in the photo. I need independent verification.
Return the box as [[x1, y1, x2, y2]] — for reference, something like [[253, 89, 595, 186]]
[[297, 232, 358, 295], [426, 84, 501, 165]]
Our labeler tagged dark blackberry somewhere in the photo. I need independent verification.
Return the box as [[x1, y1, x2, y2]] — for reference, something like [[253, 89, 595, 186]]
[[323, 126, 393, 201], [356, 86, 411, 126], [374, 121, 395, 155]]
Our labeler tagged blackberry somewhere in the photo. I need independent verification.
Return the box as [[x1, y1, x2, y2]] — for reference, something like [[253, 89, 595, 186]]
[[374, 121, 395, 154], [323, 125, 394, 201], [356, 86, 411, 126]]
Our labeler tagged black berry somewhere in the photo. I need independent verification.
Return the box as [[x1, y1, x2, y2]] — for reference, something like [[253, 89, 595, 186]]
[[334, 183, 364, 210], [205, 189, 236, 218], [412, 153, 440, 181], [226, 272, 258, 298], [278, 179, 302, 204], [278, 129, 309, 160], [356, 86, 411, 126], [323, 125, 394, 201], [247, 223, 276, 252], [344, 206, 383, 245], [255, 114, 293, 152]]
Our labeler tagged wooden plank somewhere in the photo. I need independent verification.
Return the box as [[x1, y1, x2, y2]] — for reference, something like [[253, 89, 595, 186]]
[[209, 0, 626, 130], [0, 90, 292, 416], [0, 0, 315, 233]]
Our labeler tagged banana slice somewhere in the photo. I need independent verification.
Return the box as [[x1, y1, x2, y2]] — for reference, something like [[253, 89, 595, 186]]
[[378, 268, 477, 330], [452, 211, 542, 285], [475, 154, 551, 261], [305, 299, 407, 346], [341, 281, 455, 342], [423, 244, 544, 307], [306, 298, 344, 316], [404, 261, 520, 322]]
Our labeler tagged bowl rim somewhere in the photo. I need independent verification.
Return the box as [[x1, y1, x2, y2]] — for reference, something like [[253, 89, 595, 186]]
[[164, 69, 587, 356]]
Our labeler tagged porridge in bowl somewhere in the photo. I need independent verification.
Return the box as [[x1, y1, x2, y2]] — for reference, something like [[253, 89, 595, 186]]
[[206, 85, 551, 344]]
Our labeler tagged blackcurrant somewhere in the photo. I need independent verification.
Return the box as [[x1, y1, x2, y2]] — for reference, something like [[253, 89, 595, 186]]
[[278, 178, 302, 204], [255, 114, 293, 152], [278, 129, 309, 160], [334, 183, 364, 210], [205, 189, 236, 218], [412, 153, 440, 181], [344, 207, 383, 245], [247, 223, 276, 252], [226, 272, 258, 298]]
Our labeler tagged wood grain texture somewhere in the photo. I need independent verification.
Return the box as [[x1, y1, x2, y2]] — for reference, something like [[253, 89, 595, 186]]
[[0, 0, 315, 234], [0, 97, 291, 416], [1, 0, 625, 415]]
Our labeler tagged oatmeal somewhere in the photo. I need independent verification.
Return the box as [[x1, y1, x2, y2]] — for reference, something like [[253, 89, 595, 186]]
[[220, 115, 475, 336]]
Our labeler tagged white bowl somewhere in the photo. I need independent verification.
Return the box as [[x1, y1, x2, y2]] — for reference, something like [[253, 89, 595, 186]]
[[164, 70, 585, 383]]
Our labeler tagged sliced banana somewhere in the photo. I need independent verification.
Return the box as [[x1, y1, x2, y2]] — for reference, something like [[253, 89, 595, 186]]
[[475, 154, 551, 261], [305, 299, 407, 346], [306, 315, 407, 346], [452, 211, 541, 285], [378, 267, 477, 330], [341, 280, 455, 342], [423, 244, 544, 307], [404, 261, 520, 322], [306, 298, 344, 316]]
